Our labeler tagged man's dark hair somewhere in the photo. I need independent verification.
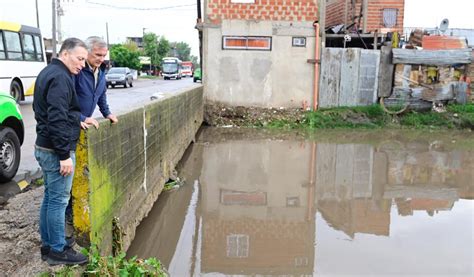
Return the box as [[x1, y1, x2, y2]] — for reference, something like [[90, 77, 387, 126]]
[[59, 37, 87, 54]]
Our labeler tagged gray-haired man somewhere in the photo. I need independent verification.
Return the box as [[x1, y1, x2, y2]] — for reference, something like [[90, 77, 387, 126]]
[[75, 36, 118, 130]]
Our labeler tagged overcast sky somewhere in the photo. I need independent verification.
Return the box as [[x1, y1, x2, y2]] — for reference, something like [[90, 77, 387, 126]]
[[0, 0, 201, 56], [1, 0, 473, 57]]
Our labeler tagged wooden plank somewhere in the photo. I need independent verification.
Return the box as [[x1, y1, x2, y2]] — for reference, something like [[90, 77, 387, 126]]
[[319, 48, 342, 108], [357, 49, 380, 105], [339, 48, 360, 106], [392, 48, 472, 65], [378, 45, 394, 97], [421, 83, 454, 101]]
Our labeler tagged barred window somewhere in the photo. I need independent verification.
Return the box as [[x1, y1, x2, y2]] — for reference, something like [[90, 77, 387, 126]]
[[382, 8, 398, 28], [223, 36, 272, 51], [227, 234, 249, 258]]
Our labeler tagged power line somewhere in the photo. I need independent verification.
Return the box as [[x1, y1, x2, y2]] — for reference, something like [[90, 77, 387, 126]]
[[85, 1, 196, 11]]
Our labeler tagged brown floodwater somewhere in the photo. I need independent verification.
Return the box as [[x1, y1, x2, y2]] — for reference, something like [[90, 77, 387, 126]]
[[127, 127, 474, 276]]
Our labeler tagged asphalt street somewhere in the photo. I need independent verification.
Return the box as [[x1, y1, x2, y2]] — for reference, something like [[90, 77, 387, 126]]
[[8, 77, 200, 187]]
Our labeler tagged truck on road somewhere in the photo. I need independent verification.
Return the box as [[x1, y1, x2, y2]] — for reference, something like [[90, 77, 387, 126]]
[[181, 61, 193, 78]]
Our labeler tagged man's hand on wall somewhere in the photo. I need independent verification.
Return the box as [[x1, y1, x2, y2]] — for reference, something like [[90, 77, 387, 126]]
[[107, 114, 118, 124], [84, 117, 99, 129]]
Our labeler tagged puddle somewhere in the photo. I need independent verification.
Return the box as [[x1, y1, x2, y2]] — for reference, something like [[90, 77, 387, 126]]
[[128, 128, 474, 276]]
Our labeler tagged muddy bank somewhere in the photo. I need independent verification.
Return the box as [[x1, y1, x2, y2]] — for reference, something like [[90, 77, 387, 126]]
[[204, 103, 305, 127], [0, 186, 58, 276], [204, 103, 474, 130]]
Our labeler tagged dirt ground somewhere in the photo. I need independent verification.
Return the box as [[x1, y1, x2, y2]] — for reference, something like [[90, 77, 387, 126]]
[[0, 185, 61, 276], [204, 103, 306, 127]]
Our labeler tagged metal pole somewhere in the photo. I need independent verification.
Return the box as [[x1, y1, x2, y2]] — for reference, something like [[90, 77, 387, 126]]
[[106, 22, 110, 49], [52, 0, 57, 58], [35, 0, 40, 28], [197, 0, 203, 71], [57, 0, 62, 44]]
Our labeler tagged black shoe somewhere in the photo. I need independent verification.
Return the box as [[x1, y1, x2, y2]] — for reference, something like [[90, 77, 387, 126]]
[[40, 237, 76, 261], [47, 247, 88, 266], [66, 213, 73, 225]]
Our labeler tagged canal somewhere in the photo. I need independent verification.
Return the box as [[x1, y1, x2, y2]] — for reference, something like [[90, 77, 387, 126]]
[[127, 127, 474, 276]]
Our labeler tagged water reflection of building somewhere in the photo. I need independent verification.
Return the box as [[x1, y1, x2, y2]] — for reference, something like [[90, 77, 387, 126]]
[[200, 140, 315, 275], [198, 132, 473, 274], [313, 139, 473, 238], [129, 129, 474, 276]]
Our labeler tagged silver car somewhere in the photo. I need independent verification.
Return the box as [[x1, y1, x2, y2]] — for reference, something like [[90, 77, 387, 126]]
[[106, 67, 133, 88]]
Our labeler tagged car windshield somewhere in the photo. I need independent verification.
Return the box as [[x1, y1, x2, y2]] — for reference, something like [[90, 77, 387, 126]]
[[108, 68, 126, 74], [162, 63, 178, 73]]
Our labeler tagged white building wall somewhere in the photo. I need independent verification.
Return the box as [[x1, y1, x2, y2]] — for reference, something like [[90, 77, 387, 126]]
[[203, 20, 316, 108]]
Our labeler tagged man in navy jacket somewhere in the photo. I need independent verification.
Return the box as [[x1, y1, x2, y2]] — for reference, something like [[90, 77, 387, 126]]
[[33, 37, 89, 265], [75, 36, 118, 129]]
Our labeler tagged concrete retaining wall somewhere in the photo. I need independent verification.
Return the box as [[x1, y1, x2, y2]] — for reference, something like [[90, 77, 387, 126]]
[[72, 86, 203, 254]]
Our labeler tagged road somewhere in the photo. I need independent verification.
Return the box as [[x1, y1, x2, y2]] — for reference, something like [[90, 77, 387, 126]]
[[14, 77, 200, 184]]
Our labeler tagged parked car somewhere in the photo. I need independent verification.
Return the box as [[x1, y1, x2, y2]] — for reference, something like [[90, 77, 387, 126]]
[[193, 68, 202, 83], [0, 91, 24, 182], [106, 67, 133, 88]]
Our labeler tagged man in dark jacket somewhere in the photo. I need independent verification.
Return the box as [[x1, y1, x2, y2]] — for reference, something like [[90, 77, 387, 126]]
[[75, 36, 118, 129], [33, 37, 88, 266]]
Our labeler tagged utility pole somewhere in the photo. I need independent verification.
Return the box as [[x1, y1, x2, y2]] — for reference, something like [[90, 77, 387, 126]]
[[57, 0, 63, 44], [196, 0, 203, 70], [52, 0, 57, 58], [106, 22, 110, 48], [35, 0, 40, 28]]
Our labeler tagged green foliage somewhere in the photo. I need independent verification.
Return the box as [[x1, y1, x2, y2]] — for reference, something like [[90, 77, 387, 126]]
[[123, 40, 139, 52], [399, 112, 453, 129], [265, 104, 474, 130], [82, 245, 167, 277], [447, 103, 474, 113], [157, 36, 171, 63], [143, 33, 160, 67], [32, 177, 44, 186], [42, 246, 167, 276], [142, 33, 171, 70], [110, 44, 141, 70], [190, 55, 199, 68], [170, 41, 191, 61]]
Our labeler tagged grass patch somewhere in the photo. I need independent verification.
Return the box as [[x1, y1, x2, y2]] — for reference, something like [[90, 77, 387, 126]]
[[82, 246, 166, 276], [139, 75, 161, 80], [40, 245, 167, 276], [266, 104, 474, 130]]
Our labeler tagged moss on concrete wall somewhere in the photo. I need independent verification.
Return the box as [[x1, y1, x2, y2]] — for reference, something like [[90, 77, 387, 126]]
[[72, 87, 203, 254]]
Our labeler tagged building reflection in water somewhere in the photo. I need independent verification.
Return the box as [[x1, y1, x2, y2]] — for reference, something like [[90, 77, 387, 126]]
[[127, 129, 474, 276]]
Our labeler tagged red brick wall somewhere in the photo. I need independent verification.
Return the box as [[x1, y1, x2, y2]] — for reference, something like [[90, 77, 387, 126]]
[[366, 0, 404, 33], [325, 0, 404, 33], [206, 0, 318, 24], [326, 0, 346, 27]]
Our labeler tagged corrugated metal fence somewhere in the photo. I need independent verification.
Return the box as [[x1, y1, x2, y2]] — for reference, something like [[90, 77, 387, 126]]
[[319, 48, 381, 108]]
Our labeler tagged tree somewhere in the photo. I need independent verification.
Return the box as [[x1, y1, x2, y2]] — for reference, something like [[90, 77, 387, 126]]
[[110, 44, 141, 69], [157, 36, 171, 62], [142, 32, 159, 67], [170, 41, 191, 61], [143, 33, 171, 71], [190, 55, 199, 68], [123, 39, 139, 52]]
